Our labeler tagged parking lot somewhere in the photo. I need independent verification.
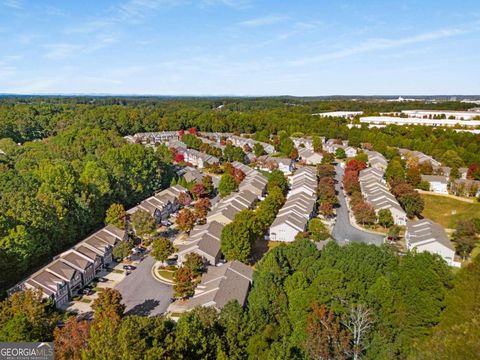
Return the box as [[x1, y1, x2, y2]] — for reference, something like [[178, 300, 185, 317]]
[[115, 255, 173, 316]]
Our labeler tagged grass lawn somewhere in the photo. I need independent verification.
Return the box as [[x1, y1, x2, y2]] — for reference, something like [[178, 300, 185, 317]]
[[157, 269, 175, 281], [421, 194, 480, 229], [112, 269, 124, 274], [79, 298, 92, 304]]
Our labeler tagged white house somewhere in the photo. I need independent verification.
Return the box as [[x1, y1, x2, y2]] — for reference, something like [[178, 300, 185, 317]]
[[269, 167, 317, 242], [406, 219, 460, 267], [421, 175, 448, 194]]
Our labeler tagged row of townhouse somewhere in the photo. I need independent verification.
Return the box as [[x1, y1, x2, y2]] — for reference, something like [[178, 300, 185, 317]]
[[359, 167, 407, 226], [399, 148, 442, 168], [199, 132, 233, 142], [229, 135, 275, 154], [178, 148, 220, 169], [405, 219, 460, 267], [269, 167, 318, 242], [291, 137, 317, 151], [255, 155, 295, 175], [323, 139, 357, 158], [178, 163, 267, 266], [364, 150, 388, 172], [124, 131, 179, 145], [11, 225, 127, 308], [169, 164, 267, 313], [127, 185, 188, 223]]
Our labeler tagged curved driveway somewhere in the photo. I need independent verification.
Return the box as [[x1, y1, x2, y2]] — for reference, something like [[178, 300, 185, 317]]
[[331, 164, 384, 246]]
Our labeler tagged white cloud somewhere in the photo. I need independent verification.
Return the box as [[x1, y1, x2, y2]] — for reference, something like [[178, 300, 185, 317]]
[[2, 0, 22, 9], [238, 15, 288, 27], [290, 25, 478, 66]]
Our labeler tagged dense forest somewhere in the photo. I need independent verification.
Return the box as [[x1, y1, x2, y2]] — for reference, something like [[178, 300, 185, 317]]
[[1, 241, 479, 359], [0, 97, 479, 359]]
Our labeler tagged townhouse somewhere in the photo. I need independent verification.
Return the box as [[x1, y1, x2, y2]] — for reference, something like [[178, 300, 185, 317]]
[[269, 167, 317, 242], [399, 149, 441, 168], [359, 168, 407, 226], [176, 221, 224, 266], [364, 150, 388, 172], [167, 261, 253, 313], [297, 147, 323, 165], [451, 179, 480, 197], [406, 219, 459, 267], [324, 139, 349, 153], [291, 137, 315, 151], [256, 155, 294, 175], [183, 149, 220, 169], [229, 135, 275, 154], [420, 175, 449, 194], [15, 224, 127, 307], [127, 185, 187, 223], [126, 131, 179, 145]]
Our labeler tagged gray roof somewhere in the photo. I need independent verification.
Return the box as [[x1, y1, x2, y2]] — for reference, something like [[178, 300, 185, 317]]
[[421, 175, 448, 184], [406, 219, 454, 251], [175, 261, 253, 310]]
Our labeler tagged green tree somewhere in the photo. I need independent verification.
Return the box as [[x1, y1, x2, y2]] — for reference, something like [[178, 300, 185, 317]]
[[441, 150, 463, 168], [335, 148, 346, 159], [308, 218, 330, 241], [267, 169, 288, 194], [131, 209, 156, 239], [112, 239, 133, 260], [183, 253, 205, 276], [312, 136, 323, 152], [202, 175, 214, 196], [151, 237, 175, 263], [105, 203, 126, 229], [385, 158, 405, 183], [378, 209, 394, 228], [221, 221, 252, 263], [253, 143, 267, 157], [218, 174, 237, 198], [0, 289, 58, 342]]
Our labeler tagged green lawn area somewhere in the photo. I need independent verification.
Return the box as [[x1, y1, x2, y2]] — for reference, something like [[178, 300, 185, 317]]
[[157, 269, 175, 281], [421, 194, 480, 229], [112, 269, 124, 274]]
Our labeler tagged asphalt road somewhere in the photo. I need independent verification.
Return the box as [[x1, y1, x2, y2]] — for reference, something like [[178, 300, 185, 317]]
[[115, 255, 173, 316], [331, 164, 385, 246]]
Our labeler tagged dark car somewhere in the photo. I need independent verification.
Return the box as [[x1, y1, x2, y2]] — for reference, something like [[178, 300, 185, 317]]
[[123, 265, 136, 271], [82, 288, 94, 296]]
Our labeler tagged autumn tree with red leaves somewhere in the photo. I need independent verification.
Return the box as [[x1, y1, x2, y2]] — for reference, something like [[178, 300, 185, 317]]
[[176, 208, 196, 233], [54, 318, 91, 360], [305, 303, 352, 360]]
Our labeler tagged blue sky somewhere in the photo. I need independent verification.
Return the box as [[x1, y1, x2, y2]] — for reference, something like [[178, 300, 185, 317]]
[[0, 0, 479, 95]]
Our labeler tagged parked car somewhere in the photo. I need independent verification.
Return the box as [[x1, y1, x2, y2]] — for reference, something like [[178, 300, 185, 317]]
[[123, 265, 136, 271], [82, 288, 94, 296], [126, 270, 132, 276], [95, 277, 108, 283], [161, 220, 172, 226]]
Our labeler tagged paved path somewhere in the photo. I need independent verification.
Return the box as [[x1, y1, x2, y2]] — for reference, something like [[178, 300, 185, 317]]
[[331, 164, 384, 246], [115, 255, 173, 316]]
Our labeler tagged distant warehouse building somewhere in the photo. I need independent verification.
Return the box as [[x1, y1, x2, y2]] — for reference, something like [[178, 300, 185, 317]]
[[359, 116, 480, 127]]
